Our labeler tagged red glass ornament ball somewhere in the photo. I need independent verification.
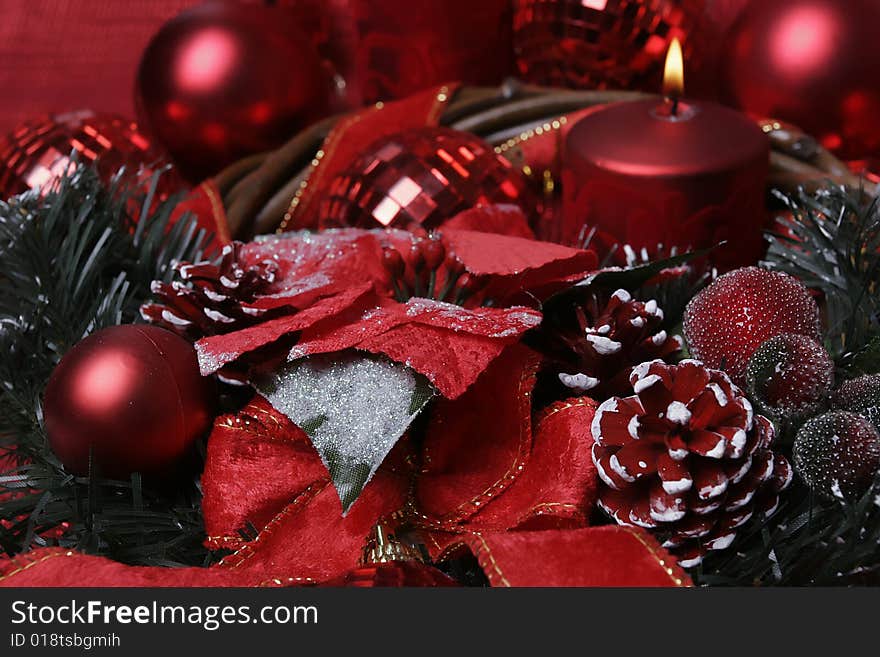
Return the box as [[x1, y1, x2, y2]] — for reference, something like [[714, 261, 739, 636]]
[[720, 0, 880, 158], [0, 110, 172, 200], [324, 561, 459, 587], [512, 0, 705, 90], [43, 325, 215, 479], [319, 127, 537, 232], [135, 1, 332, 182]]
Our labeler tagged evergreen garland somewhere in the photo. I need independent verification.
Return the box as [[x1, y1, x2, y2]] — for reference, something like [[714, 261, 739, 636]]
[[695, 183, 880, 585], [1, 165, 878, 584], [0, 163, 215, 566], [763, 185, 880, 361]]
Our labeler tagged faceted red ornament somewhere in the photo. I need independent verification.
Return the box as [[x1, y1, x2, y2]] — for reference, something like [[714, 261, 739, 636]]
[[43, 325, 214, 479], [512, 0, 705, 90], [0, 110, 173, 200], [319, 127, 537, 232], [324, 561, 459, 587], [720, 0, 880, 158], [683, 267, 821, 385], [135, 1, 333, 182]]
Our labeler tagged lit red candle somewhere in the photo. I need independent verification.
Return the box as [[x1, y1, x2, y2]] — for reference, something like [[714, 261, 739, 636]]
[[562, 39, 769, 268]]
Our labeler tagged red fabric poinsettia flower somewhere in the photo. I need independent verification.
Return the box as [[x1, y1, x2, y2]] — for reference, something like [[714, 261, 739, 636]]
[[151, 205, 596, 400], [0, 344, 690, 587]]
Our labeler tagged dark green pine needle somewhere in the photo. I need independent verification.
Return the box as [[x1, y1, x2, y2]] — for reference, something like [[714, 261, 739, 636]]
[[0, 161, 216, 567]]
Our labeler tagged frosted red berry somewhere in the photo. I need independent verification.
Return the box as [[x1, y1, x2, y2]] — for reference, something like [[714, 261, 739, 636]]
[[746, 333, 834, 419], [793, 411, 880, 499], [683, 267, 821, 385], [832, 374, 880, 427]]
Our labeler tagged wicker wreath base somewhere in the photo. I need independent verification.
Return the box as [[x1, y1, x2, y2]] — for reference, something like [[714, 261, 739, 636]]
[[213, 81, 877, 240]]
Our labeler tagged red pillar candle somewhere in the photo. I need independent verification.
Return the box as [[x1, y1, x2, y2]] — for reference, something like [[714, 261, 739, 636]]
[[562, 39, 769, 268]]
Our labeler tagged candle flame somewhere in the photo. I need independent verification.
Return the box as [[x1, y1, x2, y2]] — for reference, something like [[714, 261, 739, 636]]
[[663, 37, 684, 98]]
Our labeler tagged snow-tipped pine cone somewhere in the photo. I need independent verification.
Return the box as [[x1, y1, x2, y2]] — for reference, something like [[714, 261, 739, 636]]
[[546, 289, 682, 398], [591, 359, 793, 568], [141, 242, 279, 341]]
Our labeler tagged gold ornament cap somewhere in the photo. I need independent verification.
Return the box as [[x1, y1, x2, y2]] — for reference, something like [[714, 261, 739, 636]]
[[360, 522, 424, 565]]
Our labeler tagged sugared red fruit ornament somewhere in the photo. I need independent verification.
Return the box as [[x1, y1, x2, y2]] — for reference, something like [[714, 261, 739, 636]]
[[592, 359, 792, 567], [135, 1, 332, 182], [793, 411, 880, 499], [746, 333, 834, 419], [43, 325, 214, 478], [720, 0, 880, 158], [319, 127, 537, 232], [833, 374, 880, 428], [541, 289, 682, 398], [683, 267, 821, 385], [512, 0, 705, 90], [0, 110, 171, 199]]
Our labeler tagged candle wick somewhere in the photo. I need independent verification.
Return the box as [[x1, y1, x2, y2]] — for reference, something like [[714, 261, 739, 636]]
[[669, 96, 679, 117]]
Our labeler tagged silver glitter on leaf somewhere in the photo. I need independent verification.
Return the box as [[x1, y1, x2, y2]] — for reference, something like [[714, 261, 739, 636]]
[[253, 352, 434, 513]]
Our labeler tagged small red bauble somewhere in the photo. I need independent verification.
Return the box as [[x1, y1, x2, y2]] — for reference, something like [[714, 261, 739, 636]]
[[720, 0, 880, 158], [324, 561, 459, 587], [0, 110, 172, 200], [512, 0, 705, 90], [43, 325, 214, 479], [683, 267, 821, 385], [319, 127, 537, 232], [135, 1, 332, 182]]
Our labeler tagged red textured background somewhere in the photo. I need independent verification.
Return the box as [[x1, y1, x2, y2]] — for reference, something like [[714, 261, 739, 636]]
[[0, 0, 742, 135], [0, 0, 197, 133]]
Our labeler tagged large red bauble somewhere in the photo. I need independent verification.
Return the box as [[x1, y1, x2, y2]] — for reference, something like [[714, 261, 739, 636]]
[[512, 0, 705, 90], [319, 127, 537, 232], [720, 0, 880, 158], [135, 1, 332, 182], [43, 325, 214, 479], [0, 110, 172, 200]]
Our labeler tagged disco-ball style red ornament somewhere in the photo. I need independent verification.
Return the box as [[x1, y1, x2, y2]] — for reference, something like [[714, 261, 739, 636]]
[[0, 110, 170, 200], [512, 0, 706, 90], [720, 0, 880, 158], [320, 127, 537, 232], [43, 325, 215, 479], [135, 1, 333, 182]]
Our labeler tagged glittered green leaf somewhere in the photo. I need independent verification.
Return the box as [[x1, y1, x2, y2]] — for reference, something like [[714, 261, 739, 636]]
[[253, 352, 434, 513]]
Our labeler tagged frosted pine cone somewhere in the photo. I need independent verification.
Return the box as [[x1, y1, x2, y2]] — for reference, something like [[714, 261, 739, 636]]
[[591, 359, 793, 568], [141, 242, 279, 341], [542, 289, 682, 398]]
